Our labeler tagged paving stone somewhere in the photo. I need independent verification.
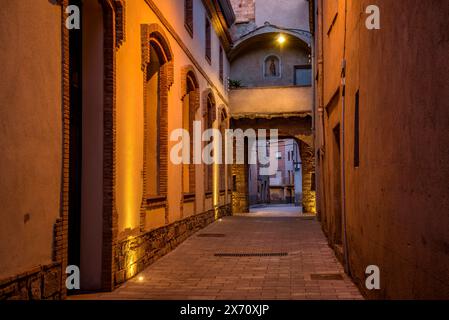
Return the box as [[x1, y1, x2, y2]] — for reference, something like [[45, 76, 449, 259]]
[[72, 208, 363, 300]]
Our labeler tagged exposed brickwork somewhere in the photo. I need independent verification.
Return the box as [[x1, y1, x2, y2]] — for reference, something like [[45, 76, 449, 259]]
[[232, 164, 249, 213], [114, 0, 126, 47], [54, 0, 118, 296], [140, 24, 174, 230], [114, 205, 232, 286], [229, 0, 255, 23], [100, 0, 118, 292], [180, 65, 200, 215], [0, 263, 62, 300], [53, 0, 70, 300], [300, 141, 316, 214], [202, 89, 217, 198]]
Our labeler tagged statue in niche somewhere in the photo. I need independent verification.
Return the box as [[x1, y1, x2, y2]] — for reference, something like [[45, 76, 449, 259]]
[[269, 57, 277, 76], [265, 56, 280, 77]]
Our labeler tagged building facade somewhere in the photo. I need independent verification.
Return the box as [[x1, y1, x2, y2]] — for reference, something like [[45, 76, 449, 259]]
[[0, 0, 235, 299], [229, 0, 316, 214], [314, 0, 449, 299]]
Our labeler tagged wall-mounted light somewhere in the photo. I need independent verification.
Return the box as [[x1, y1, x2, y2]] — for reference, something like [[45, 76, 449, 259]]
[[277, 34, 286, 44]]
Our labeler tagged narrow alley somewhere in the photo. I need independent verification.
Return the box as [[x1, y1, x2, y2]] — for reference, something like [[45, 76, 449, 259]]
[[76, 206, 361, 300], [1, 0, 449, 304]]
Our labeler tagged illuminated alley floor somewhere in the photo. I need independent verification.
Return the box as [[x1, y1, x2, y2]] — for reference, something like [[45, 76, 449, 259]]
[[75, 206, 363, 300]]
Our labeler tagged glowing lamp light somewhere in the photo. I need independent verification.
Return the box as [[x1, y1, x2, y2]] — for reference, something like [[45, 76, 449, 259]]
[[277, 34, 286, 44], [138, 276, 144, 282]]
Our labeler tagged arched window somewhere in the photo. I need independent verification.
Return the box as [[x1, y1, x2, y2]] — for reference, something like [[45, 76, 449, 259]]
[[182, 70, 199, 196], [141, 25, 174, 210], [219, 109, 228, 192], [145, 43, 162, 197], [204, 93, 216, 195], [264, 55, 281, 78]]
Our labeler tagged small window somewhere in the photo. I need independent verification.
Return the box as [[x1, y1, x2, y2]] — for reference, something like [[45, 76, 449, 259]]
[[232, 175, 237, 192], [205, 17, 211, 63], [294, 65, 312, 86], [275, 151, 282, 159], [219, 46, 224, 83], [184, 0, 193, 36], [264, 55, 280, 77]]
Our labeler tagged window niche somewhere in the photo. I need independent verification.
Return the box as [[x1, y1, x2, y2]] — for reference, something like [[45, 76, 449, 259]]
[[264, 55, 281, 78], [140, 24, 174, 217]]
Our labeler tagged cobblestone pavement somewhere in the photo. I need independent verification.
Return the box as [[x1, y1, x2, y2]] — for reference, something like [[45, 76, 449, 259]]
[[74, 207, 363, 300]]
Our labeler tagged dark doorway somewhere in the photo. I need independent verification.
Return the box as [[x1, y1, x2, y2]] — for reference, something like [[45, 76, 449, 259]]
[[67, 0, 105, 292], [67, 0, 83, 290], [332, 124, 343, 244]]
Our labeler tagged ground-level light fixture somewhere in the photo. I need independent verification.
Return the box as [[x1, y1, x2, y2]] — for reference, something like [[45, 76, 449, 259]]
[[277, 34, 286, 44]]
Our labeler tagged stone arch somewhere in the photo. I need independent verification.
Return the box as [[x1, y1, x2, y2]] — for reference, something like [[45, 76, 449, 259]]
[[140, 23, 174, 231]]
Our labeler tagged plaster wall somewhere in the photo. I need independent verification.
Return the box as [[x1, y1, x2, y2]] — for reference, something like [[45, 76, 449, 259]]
[[231, 39, 310, 87], [0, 1, 62, 279], [317, 0, 449, 299], [230, 86, 312, 115], [115, 0, 231, 235], [255, 0, 310, 31]]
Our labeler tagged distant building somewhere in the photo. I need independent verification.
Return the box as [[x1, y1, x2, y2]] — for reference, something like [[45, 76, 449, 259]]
[[229, 0, 316, 213]]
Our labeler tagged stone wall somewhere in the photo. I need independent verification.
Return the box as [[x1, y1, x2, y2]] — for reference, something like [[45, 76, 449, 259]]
[[114, 205, 232, 286], [300, 142, 316, 213], [231, 164, 249, 214], [0, 263, 62, 300]]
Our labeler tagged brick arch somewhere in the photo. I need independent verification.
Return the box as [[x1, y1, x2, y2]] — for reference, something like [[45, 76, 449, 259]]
[[202, 89, 216, 197], [218, 104, 229, 121], [218, 105, 229, 193], [202, 88, 217, 120], [141, 24, 174, 87], [180, 65, 199, 99], [140, 23, 174, 231], [180, 65, 200, 216]]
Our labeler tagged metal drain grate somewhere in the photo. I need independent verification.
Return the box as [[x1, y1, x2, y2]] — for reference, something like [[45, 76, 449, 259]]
[[310, 273, 344, 280], [214, 252, 288, 257], [197, 233, 226, 238]]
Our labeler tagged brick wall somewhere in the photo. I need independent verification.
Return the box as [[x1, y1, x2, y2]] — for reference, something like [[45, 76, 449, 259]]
[[229, 0, 255, 23]]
